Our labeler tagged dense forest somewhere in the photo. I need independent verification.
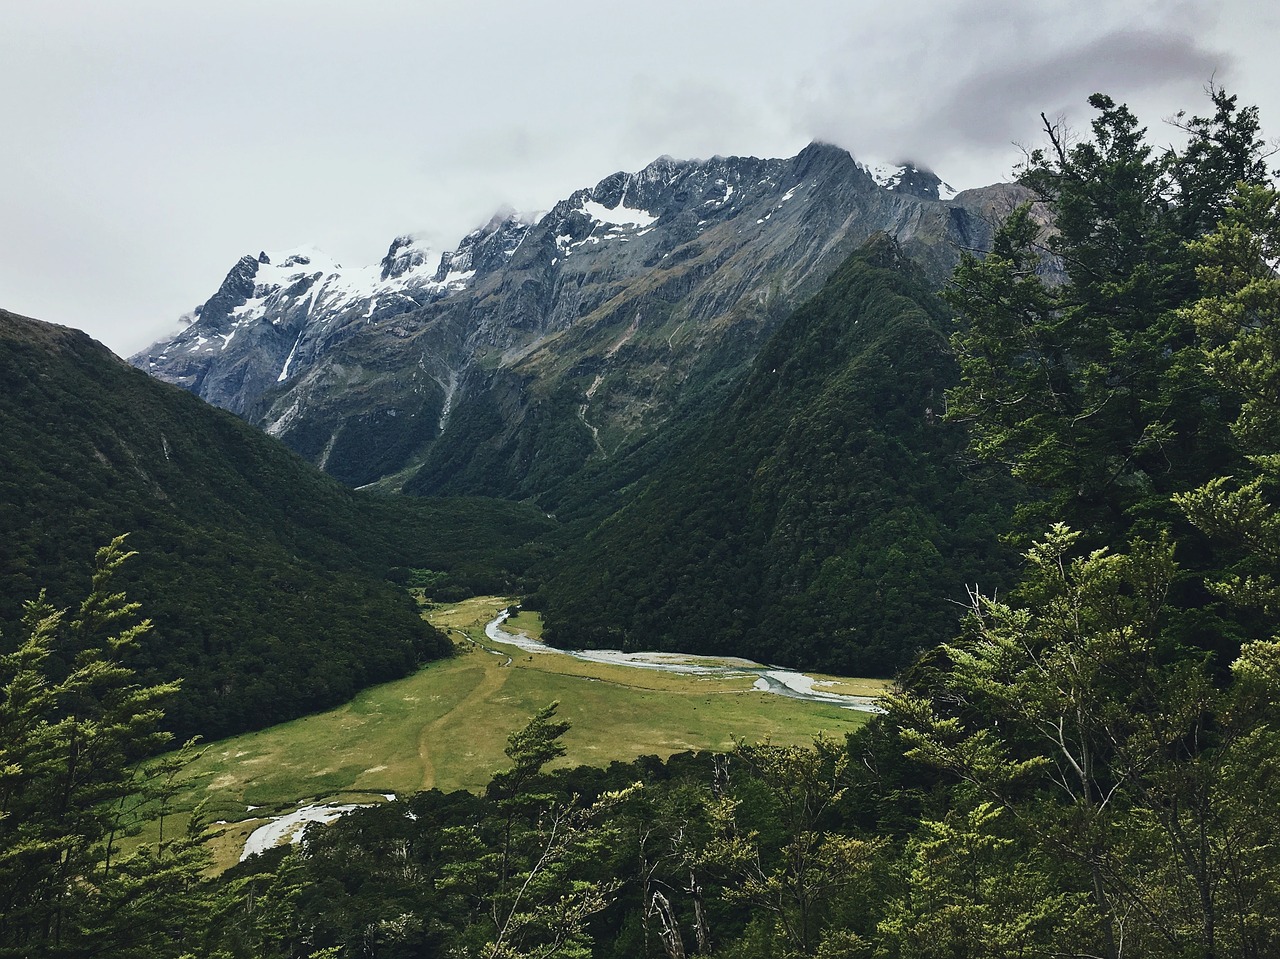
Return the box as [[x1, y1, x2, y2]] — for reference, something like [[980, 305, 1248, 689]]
[[532, 234, 1020, 676], [4, 86, 1280, 958], [0, 315, 554, 739]]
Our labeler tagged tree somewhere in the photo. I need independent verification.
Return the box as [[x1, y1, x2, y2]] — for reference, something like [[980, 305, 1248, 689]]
[[703, 738, 883, 956], [440, 703, 634, 959], [1175, 184, 1280, 626], [946, 90, 1273, 544], [1166, 86, 1275, 238], [887, 525, 1280, 959], [0, 536, 211, 957], [876, 802, 1096, 959], [896, 90, 1280, 958]]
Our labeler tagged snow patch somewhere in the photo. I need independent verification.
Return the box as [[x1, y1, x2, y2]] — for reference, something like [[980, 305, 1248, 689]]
[[580, 199, 658, 229], [861, 161, 959, 200], [440, 269, 476, 288], [865, 162, 907, 189], [277, 330, 305, 382]]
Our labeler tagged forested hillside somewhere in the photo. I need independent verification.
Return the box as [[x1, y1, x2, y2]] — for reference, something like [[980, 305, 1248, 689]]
[[534, 235, 1020, 675], [0, 310, 555, 740], [6, 87, 1280, 959]]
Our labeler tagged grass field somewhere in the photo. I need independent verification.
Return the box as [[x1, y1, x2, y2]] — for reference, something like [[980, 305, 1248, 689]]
[[163, 596, 887, 870]]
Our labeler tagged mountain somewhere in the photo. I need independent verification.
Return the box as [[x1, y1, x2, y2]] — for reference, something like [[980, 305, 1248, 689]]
[[133, 144, 1029, 500], [532, 236, 1020, 675], [0, 309, 554, 741]]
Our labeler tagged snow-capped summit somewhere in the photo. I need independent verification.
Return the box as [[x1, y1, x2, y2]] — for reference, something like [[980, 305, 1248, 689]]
[[132, 142, 1021, 489], [433, 212, 533, 285], [860, 160, 958, 201], [379, 235, 431, 281], [130, 223, 528, 414]]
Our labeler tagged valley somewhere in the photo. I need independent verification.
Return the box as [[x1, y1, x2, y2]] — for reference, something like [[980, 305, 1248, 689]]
[[169, 597, 880, 872], [107, 143, 1034, 685], [5, 84, 1280, 958]]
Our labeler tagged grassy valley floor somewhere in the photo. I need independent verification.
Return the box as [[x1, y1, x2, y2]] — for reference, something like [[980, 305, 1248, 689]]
[[164, 597, 884, 871]]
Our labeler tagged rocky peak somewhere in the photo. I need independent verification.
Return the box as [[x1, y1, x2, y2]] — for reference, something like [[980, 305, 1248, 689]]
[[792, 141, 861, 180], [863, 161, 957, 201], [634, 154, 687, 191], [435, 212, 531, 281], [589, 171, 631, 208], [198, 254, 262, 331], [380, 235, 432, 282]]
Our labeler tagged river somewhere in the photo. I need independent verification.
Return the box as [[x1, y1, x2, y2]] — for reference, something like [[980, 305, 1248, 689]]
[[239, 611, 882, 861], [483, 611, 882, 713]]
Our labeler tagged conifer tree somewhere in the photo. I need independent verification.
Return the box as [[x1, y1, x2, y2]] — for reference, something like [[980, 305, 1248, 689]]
[[0, 536, 209, 957], [1176, 184, 1280, 624], [892, 88, 1280, 959], [946, 89, 1272, 543]]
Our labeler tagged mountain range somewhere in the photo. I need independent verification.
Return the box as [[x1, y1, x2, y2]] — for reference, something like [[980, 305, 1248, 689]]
[[2, 141, 1036, 737], [132, 143, 1030, 501]]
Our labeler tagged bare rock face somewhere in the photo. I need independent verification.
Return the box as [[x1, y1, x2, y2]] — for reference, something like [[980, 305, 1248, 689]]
[[133, 143, 1029, 496]]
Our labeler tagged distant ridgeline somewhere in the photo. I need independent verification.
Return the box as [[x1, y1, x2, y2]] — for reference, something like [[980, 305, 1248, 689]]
[[533, 237, 1021, 675], [0, 310, 554, 741]]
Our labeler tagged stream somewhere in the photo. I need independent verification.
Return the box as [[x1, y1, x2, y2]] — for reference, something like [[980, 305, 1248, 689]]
[[238, 794, 395, 862], [483, 611, 882, 713]]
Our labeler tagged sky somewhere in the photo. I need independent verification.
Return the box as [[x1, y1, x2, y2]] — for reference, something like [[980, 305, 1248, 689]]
[[2, 0, 1277, 357]]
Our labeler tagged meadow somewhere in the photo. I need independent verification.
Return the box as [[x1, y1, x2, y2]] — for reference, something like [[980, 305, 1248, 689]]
[[163, 597, 883, 870]]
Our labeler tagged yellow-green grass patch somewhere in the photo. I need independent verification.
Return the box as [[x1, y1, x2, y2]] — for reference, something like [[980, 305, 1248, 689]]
[[156, 596, 880, 870]]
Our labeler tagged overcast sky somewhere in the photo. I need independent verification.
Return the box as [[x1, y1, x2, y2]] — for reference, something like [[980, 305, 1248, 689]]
[[2, 0, 1277, 356]]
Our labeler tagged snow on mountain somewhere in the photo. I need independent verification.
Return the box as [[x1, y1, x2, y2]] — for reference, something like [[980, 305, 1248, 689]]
[[580, 198, 658, 230], [196, 239, 447, 355], [864, 161, 907, 188], [133, 142, 1018, 490], [859, 160, 957, 201], [131, 218, 535, 414]]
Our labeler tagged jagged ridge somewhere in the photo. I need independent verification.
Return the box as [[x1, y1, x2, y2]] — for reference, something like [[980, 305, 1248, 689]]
[[134, 143, 1029, 497]]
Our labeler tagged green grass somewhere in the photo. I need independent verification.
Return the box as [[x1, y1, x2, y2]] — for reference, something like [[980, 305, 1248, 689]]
[[160, 596, 884, 870]]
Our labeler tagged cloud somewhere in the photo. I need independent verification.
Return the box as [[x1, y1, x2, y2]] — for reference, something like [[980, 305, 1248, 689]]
[[1, 0, 1275, 354], [791, 0, 1232, 184], [622, 76, 802, 163], [929, 29, 1227, 145]]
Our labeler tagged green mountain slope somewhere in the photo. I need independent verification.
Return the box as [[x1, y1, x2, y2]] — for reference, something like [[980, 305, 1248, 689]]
[[0, 310, 554, 740], [534, 237, 1019, 674]]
